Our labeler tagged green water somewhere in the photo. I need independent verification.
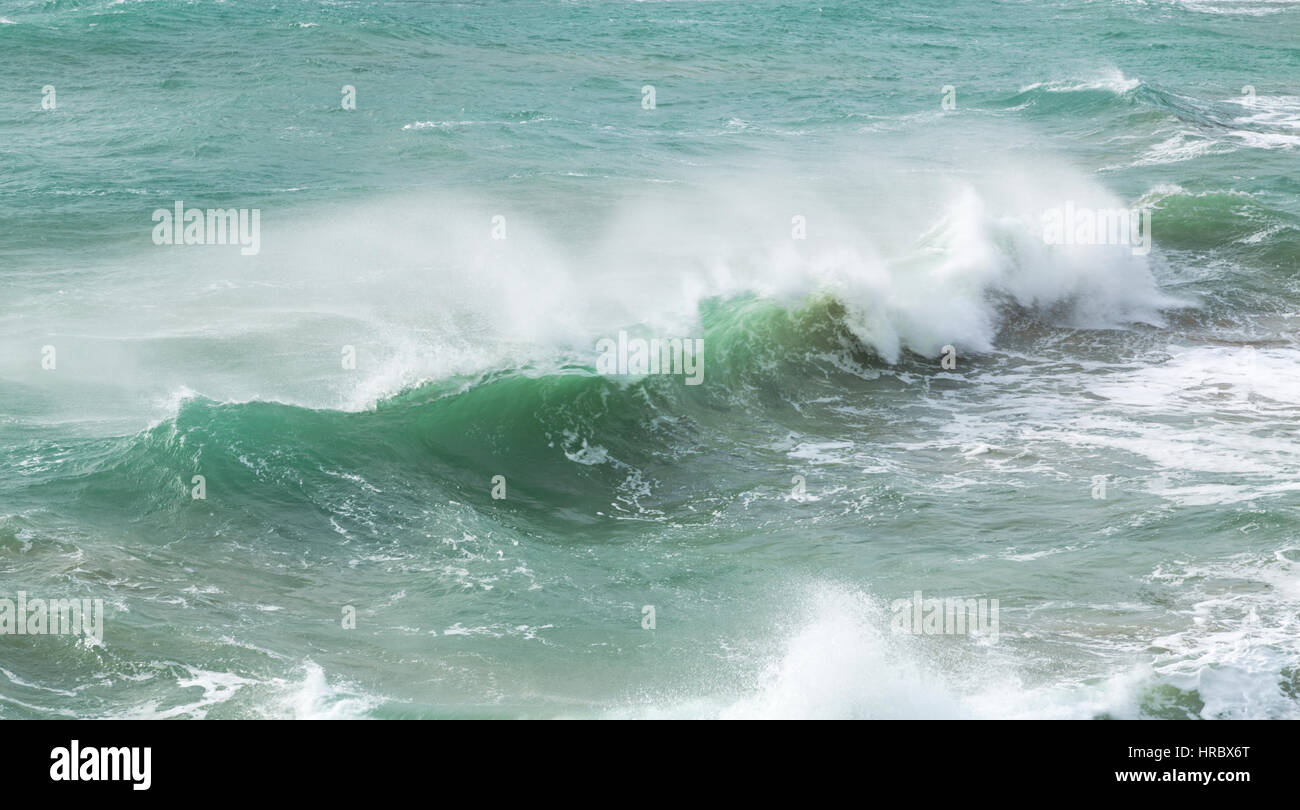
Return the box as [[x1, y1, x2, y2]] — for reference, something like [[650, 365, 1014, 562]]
[[1, 0, 1299, 718]]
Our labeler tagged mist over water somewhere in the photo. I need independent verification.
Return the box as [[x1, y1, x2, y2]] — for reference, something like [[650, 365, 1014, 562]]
[[2, 0, 1299, 719]]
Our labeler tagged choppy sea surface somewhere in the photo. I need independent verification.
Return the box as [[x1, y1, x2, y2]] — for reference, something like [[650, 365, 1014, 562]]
[[2, 0, 1299, 718]]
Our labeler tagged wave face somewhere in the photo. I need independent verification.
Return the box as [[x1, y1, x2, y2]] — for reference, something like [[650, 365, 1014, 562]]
[[3, 0, 1300, 719]]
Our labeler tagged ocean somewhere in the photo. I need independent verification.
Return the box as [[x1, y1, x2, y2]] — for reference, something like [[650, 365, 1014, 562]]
[[1, 0, 1298, 719]]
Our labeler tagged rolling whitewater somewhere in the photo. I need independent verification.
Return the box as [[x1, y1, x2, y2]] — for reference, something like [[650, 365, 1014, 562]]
[[1, 0, 1299, 718]]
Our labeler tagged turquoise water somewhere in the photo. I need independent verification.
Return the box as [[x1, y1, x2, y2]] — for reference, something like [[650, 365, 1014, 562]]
[[2, 0, 1299, 718]]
